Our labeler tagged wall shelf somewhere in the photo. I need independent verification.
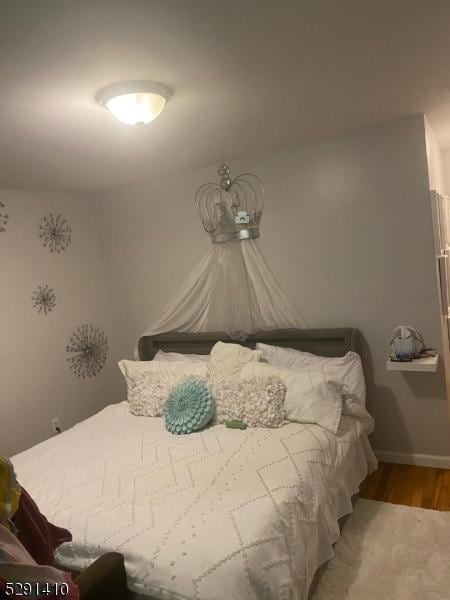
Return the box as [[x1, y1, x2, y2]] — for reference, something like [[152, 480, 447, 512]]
[[386, 355, 439, 373]]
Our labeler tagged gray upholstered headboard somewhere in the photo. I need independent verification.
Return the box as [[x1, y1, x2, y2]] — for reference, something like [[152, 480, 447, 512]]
[[138, 328, 359, 361]]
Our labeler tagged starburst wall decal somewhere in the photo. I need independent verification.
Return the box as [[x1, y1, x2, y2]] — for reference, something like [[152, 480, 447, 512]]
[[66, 324, 108, 378], [39, 213, 72, 253], [32, 285, 56, 315], [0, 201, 9, 233]]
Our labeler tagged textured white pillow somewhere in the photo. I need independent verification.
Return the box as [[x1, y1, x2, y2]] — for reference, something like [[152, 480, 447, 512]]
[[210, 341, 262, 377], [118, 360, 208, 416], [240, 362, 342, 433], [256, 343, 367, 420], [209, 375, 287, 428], [126, 372, 175, 417], [154, 350, 210, 363]]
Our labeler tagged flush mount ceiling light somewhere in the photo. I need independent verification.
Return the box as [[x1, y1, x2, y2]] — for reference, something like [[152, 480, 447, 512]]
[[95, 81, 172, 126]]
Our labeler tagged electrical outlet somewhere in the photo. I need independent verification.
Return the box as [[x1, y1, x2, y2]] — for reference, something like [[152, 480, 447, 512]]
[[51, 417, 61, 434]]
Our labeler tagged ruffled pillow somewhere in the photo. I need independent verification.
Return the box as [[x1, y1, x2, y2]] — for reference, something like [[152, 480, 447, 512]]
[[210, 375, 287, 428], [240, 362, 342, 434], [118, 360, 208, 417], [124, 371, 175, 417]]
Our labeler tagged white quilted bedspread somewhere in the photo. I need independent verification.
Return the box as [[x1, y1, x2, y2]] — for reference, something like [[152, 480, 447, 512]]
[[12, 403, 375, 600]]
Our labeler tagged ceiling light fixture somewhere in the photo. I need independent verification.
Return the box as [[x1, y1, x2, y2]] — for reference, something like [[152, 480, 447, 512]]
[[95, 81, 172, 126]]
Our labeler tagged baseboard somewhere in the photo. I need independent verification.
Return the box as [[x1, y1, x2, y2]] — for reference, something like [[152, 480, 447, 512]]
[[375, 450, 450, 469]]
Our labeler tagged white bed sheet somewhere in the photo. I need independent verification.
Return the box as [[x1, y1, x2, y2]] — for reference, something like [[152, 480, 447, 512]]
[[12, 403, 376, 600]]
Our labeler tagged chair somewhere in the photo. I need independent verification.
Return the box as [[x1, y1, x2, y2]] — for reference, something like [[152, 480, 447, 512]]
[[74, 553, 130, 600]]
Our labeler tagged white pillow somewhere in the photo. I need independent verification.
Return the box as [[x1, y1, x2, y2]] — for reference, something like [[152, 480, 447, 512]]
[[118, 360, 208, 416], [209, 375, 287, 428], [154, 350, 209, 363], [240, 362, 342, 434], [210, 341, 262, 377], [256, 343, 366, 419]]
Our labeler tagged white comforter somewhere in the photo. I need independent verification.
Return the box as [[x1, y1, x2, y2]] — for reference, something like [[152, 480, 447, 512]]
[[12, 403, 376, 600]]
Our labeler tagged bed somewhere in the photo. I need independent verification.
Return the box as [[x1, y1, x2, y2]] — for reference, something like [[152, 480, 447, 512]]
[[12, 329, 377, 600]]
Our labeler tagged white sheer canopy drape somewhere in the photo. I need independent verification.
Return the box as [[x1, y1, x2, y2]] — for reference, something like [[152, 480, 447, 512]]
[[138, 238, 306, 346]]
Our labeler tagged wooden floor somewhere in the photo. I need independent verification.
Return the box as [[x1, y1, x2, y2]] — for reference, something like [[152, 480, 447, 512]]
[[360, 462, 450, 510]]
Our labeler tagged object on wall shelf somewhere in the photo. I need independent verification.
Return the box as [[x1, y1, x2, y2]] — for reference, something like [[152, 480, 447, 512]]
[[386, 355, 439, 372], [39, 213, 72, 253], [390, 325, 425, 359], [31, 284, 56, 315], [0, 200, 9, 233]]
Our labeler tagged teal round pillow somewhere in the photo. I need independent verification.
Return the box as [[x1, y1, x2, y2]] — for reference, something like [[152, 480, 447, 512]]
[[165, 377, 215, 435]]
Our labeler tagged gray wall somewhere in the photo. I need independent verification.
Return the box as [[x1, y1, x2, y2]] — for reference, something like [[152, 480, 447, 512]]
[[0, 190, 120, 457], [95, 113, 450, 457]]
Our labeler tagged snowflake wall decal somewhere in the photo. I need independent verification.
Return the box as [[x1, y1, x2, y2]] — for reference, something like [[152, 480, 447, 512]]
[[39, 213, 72, 253], [66, 324, 108, 378], [32, 285, 56, 315], [0, 201, 9, 233]]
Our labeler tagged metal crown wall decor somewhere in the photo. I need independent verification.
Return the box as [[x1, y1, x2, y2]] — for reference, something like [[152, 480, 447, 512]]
[[136, 163, 306, 343], [195, 164, 264, 244]]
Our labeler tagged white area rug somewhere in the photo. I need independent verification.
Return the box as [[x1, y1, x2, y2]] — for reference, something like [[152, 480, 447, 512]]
[[313, 499, 450, 600]]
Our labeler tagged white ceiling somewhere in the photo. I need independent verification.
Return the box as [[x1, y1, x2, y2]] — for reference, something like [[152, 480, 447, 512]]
[[2, 0, 450, 193]]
